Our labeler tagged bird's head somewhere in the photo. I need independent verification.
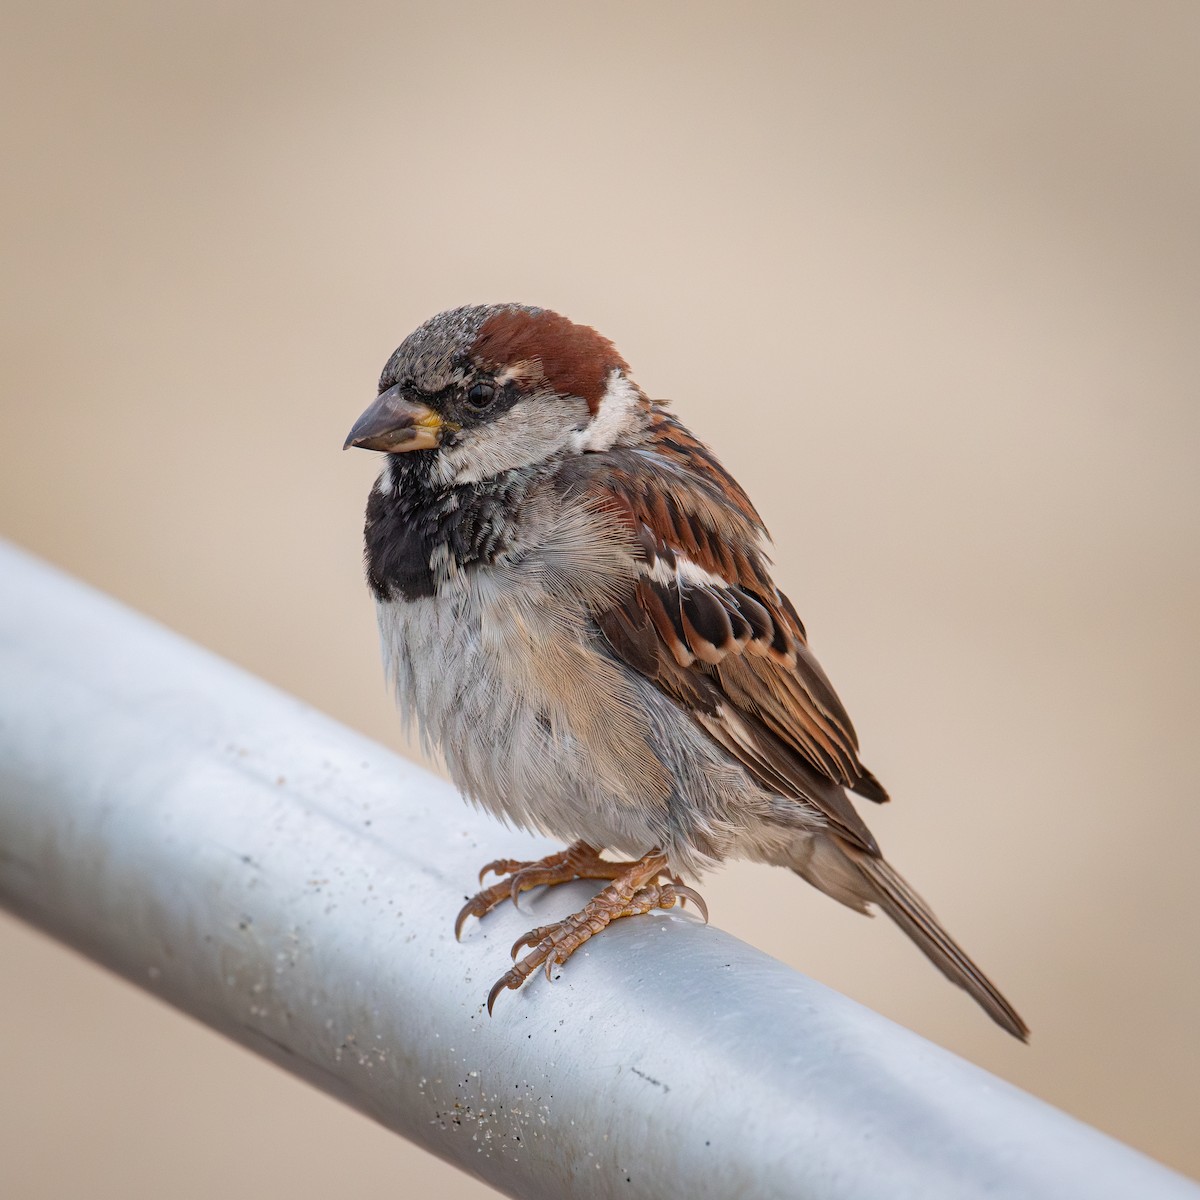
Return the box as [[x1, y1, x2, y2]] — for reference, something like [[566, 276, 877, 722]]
[[344, 304, 644, 485]]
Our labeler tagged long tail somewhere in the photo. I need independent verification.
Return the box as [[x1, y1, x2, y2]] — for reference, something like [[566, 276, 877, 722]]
[[794, 835, 1029, 1040]]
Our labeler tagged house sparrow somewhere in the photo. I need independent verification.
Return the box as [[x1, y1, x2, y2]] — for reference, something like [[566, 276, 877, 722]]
[[345, 303, 1028, 1040]]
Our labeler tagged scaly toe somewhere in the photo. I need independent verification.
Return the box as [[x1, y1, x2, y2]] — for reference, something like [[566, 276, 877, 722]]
[[478, 857, 526, 885]]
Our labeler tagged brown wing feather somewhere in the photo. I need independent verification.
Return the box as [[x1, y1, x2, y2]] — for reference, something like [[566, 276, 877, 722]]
[[568, 411, 889, 850], [593, 594, 879, 853]]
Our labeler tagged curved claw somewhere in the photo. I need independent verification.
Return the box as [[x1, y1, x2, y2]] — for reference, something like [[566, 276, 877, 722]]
[[511, 927, 546, 959], [477, 858, 513, 885], [487, 973, 517, 1016], [509, 865, 546, 908], [673, 885, 709, 923], [454, 900, 476, 941]]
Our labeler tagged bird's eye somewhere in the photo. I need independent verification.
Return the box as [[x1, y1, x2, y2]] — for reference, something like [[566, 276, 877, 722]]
[[465, 382, 495, 410]]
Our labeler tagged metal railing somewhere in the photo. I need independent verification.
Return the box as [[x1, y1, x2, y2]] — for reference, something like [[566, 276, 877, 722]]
[[0, 539, 1194, 1200]]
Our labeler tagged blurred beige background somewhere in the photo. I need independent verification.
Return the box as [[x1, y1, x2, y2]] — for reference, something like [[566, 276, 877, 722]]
[[2, 2, 1197, 1195]]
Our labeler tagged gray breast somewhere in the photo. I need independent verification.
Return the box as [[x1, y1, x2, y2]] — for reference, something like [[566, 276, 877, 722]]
[[376, 580, 805, 877]]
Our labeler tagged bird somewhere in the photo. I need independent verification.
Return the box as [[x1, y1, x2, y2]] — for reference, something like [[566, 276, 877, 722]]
[[344, 303, 1028, 1040]]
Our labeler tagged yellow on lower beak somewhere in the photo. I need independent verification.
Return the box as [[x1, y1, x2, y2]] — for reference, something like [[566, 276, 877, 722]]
[[343, 384, 447, 453]]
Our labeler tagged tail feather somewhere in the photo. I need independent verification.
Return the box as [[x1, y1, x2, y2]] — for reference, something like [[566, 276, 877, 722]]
[[848, 847, 1029, 1040], [793, 834, 1029, 1040]]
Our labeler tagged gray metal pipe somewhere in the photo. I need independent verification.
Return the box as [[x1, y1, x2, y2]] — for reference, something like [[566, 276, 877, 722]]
[[0, 539, 1193, 1200]]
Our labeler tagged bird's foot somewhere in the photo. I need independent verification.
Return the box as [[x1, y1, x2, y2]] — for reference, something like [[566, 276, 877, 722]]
[[482, 850, 708, 1014], [456, 840, 626, 938]]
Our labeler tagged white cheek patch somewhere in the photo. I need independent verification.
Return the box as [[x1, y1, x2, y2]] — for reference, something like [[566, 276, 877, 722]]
[[375, 459, 394, 495], [570, 369, 642, 453], [441, 396, 589, 485]]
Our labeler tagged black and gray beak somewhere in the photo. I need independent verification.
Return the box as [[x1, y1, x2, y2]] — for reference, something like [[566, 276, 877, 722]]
[[343, 384, 448, 453]]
